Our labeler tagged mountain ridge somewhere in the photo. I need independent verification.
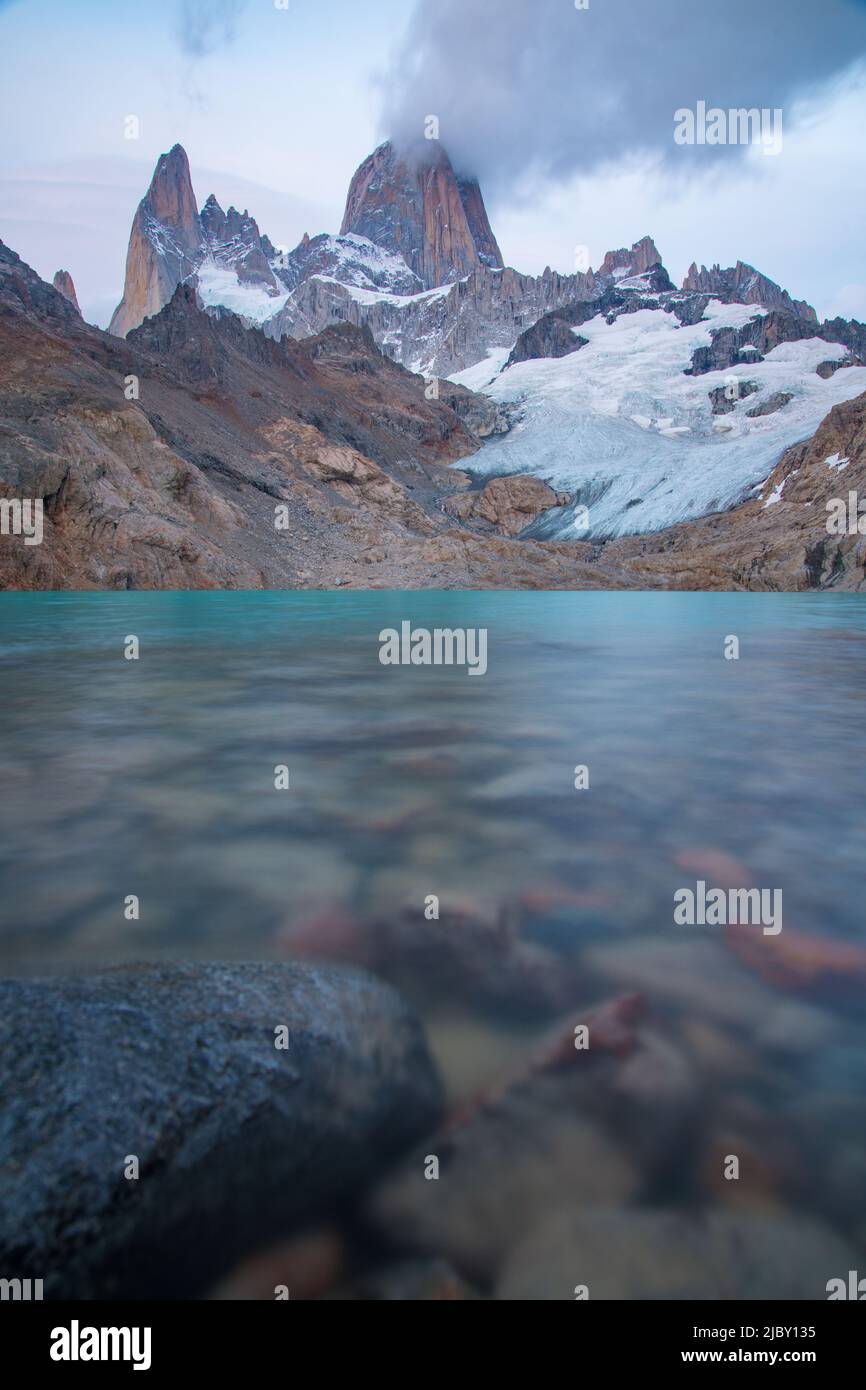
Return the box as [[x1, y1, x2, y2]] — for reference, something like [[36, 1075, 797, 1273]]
[[2, 236, 865, 592], [104, 140, 836, 387]]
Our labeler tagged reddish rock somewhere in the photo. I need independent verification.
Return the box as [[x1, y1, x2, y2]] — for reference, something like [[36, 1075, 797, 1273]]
[[52, 269, 81, 315], [445, 993, 645, 1133], [211, 1228, 345, 1300], [340, 140, 504, 290], [724, 922, 866, 995], [109, 144, 204, 338], [445, 474, 570, 536], [674, 848, 752, 888], [599, 234, 664, 279]]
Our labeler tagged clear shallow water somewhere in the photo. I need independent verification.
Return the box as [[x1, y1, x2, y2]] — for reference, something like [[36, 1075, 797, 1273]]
[[1, 591, 863, 971], [1, 591, 864, 1295]]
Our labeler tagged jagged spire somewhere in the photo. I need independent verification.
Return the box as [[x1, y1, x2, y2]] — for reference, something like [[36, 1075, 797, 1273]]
[[340, 139, 504, 290]]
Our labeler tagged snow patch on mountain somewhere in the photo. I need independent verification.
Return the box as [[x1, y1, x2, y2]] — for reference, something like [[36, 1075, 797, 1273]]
[[307, 274, 456, 309], [197, 261, 290, 324], [450, 300, 866, 538], [305, 234, 423, 292]]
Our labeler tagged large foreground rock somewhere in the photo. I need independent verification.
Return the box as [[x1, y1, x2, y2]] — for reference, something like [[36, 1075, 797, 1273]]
[[0, 962, 442, 1299]]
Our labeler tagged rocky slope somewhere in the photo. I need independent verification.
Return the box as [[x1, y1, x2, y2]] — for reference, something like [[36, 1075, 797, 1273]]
[[600, 390, 866, 589], [0, 240, 496, 590]]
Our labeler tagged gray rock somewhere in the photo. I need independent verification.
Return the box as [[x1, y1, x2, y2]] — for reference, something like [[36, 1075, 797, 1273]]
[[0, 961, 442, 1299], [263, 261, 596, 378], [497, 1206, 859, 1301], [746, 390, 794, 418], [686, 310, 866, 377], [437, 382, 509, 438], [815, 357, 853, 379], [708, 381, 759, 414], [682, 261, 817, 321]]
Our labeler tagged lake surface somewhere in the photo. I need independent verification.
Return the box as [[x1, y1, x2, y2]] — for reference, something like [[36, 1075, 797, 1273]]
[[1, 591, 864, 1297]]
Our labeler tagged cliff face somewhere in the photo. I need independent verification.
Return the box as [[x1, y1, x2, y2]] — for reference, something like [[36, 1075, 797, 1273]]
[[340, 141, 504, 289], [455, 174, 504, 271], [109, 145, 204, 338]]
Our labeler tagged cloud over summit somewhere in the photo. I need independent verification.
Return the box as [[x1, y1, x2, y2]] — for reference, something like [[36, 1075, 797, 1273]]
[[379, 0, 866, 187]]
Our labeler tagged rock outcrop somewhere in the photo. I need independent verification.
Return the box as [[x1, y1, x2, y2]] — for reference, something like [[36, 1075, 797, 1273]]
[[600, 234, 669, 284], [0, 961, 442, 1298], [745, 390, 794, 418], [445, 475, 570, 536], [199, 194, 280, 291], [276, 231, 424, 296], [340, 140, 504, 289], [51, 269, 81, 315], [505, 270, 675, 369], [685, 309, 866, 376], [683, 260, 817, 322]]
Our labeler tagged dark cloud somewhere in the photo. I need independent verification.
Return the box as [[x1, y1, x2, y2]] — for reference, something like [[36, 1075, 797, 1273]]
[[379, 0, 866, 187], [176, 0, 246, 59]]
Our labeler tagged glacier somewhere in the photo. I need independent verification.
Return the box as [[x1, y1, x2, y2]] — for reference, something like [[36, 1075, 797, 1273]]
[[450, 300, 866, 538]]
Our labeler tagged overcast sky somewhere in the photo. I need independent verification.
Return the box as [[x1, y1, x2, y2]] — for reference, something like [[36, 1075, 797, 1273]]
[[1, 0, 864, 326]]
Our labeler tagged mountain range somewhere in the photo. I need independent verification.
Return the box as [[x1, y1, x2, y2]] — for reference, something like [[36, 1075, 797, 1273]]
[[1, 136, 865, 589]]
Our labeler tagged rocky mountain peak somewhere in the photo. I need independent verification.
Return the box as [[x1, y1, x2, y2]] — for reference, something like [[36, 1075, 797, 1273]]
[[52, 270, 81, 315], [109, 143, 205, 338], [340, 139, 504, 290], [200, 194, 226, 240], [143, 144, 201, 256], [682, 260, 817, 322], [599, 235, 665, 280]]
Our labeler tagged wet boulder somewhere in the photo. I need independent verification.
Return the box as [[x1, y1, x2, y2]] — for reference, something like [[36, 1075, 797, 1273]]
[[0, 961, 442, 1298]]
